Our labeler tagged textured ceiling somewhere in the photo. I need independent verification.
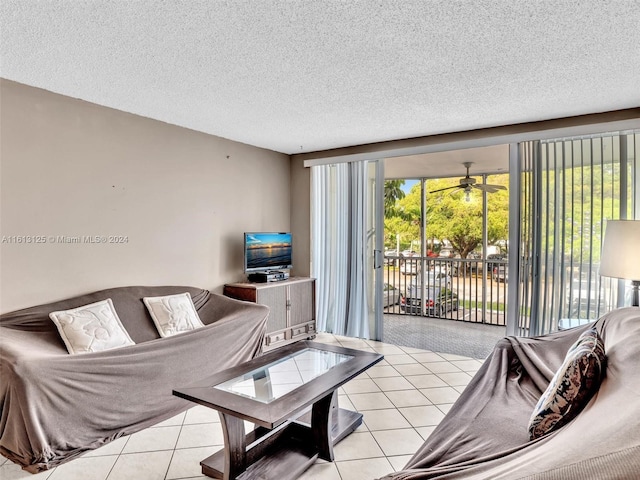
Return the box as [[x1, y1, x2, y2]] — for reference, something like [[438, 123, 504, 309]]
[[2, 1, 639, 155]]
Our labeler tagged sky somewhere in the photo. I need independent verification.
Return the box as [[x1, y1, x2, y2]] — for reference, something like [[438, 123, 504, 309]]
[[245, 232, 291, 245], [401, 179, 419, 194]]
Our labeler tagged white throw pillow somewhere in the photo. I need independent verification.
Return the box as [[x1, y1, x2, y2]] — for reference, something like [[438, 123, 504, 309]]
[[49, 299, 135, 354], [143, 292, 205, 337]]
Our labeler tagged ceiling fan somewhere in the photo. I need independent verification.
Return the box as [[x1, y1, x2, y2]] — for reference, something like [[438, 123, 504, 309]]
[[429, 162, 507, 196]]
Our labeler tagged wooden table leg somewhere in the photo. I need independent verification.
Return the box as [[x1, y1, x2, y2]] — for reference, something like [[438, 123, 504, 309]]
[[311, 390, 337, 461], [219, 412, 246, 480]]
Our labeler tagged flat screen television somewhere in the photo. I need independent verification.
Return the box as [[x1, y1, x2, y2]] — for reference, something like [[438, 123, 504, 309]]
[[244, 232, 293, 273]]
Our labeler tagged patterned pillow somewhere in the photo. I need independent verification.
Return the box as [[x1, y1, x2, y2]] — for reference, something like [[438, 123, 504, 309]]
[[49, 299, 135, 354], [528, 327, 606, 440], [143, 292, 205, 337]]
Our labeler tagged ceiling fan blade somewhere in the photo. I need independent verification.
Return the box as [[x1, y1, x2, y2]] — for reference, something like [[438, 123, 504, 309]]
[[472, 184, 507, 193], [429, 185, 461, 194], [471, 185, 499, 193]]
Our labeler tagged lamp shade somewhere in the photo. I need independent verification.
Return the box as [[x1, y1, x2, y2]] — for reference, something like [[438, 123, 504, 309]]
[[600, 220, 640, 281]]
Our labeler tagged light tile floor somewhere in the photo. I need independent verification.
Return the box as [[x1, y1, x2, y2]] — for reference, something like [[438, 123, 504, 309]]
[[0, 333, 484, 480]]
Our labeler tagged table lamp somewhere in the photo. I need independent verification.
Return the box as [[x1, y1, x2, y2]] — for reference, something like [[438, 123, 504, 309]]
[[600, 219, 640, 307]]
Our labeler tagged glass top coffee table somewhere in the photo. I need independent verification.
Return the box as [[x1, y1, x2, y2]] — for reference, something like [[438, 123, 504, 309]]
[[173, 341, 383, 480]]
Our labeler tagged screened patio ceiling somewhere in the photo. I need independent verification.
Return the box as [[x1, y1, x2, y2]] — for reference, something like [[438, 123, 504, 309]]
[[384, 144, 509, 180]]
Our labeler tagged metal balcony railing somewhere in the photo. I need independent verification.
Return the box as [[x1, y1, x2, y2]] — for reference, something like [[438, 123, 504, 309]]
[[383, 255, 508, 326]]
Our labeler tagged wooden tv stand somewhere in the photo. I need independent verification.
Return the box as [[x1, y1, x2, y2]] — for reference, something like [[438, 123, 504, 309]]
[[223, 277, 316, 351]]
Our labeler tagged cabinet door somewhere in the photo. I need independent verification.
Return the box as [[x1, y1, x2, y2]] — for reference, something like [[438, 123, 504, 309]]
[[257, 286, 288, 332], [289, 280, 314, 327]]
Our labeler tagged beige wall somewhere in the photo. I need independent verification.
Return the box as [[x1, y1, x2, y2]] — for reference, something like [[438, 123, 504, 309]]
[[0, 80, 292, 313], [290, 156, 311, 278]]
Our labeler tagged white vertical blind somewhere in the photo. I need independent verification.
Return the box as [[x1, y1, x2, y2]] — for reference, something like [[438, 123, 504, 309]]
[[311, 161, 376, 339], [312, 163, 349, 335], [516, 133, 639, 336]]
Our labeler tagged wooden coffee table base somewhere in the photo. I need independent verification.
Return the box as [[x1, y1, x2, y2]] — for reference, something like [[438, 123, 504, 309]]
[[173, 341, 383, 480], [200, 391, 361, 480]]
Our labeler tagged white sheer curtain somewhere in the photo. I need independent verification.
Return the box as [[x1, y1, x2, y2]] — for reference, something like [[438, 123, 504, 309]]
[[311, 161, 371, 339]]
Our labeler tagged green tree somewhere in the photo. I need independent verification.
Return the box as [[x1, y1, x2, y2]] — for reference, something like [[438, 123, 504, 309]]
[[425, 175, 509, 258], [384, 182, 421, 250], [383, 176, 510, 256], [540, 163, 620, 264], [485, 175, 510, 247], [384, 180, 405, 217]]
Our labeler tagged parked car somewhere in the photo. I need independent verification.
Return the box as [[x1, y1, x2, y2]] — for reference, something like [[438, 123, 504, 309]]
[[400, 258, 420, 275], [431, 260, 459, 277], [486, 253, 507, 275], [467, 260, 483, 274], [566, 279, 609, 320], [401, 250, 418, 258], [399, 286, 459, 316], [493, 264, 508, 282], [384, 249, 400, 265], [421, 270, 452, 288], [568, 298, 606, 321], [438, 247, 457, 258], [383, 283, 400, 307]]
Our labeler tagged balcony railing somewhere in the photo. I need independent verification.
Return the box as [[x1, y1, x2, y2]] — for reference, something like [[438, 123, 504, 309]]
[[383, 255, 508, 326]]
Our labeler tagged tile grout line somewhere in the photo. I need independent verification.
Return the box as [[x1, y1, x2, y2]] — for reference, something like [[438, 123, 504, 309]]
[[163, 410, 188, 480]]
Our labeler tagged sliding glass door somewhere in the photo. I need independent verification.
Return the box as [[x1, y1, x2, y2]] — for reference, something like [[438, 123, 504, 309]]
[[513, 132, 639, 336], [311, 159, 384, 340]]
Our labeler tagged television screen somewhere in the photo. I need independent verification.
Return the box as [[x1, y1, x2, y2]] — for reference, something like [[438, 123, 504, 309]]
[[244, 232, 293, 273]]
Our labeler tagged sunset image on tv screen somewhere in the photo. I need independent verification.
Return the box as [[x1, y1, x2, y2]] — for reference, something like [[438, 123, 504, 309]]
[[245, 233, 292, 270]]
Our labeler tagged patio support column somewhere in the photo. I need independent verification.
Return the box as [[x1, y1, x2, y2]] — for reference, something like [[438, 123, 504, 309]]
[[482, 174, 488, 321], [421, 179, 427, 309]]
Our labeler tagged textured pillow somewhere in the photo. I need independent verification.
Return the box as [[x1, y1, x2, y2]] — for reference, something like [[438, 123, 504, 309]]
[[49, 299, 135, 354], [143, 292, 205, 337], [528, 327, 606, 439]]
